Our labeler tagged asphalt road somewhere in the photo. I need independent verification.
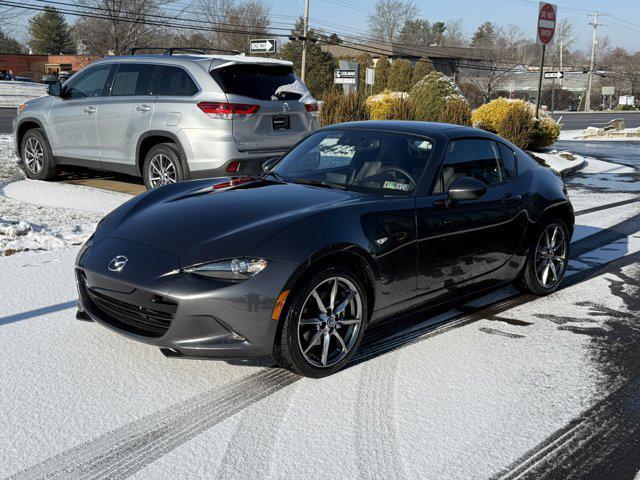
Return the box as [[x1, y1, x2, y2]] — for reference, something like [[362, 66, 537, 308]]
[[550, 111, 640, 130], [0, 107, 14, 134]]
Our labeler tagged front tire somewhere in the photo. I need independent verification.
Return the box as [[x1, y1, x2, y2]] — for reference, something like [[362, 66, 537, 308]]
[[20, 128, 56, 180], [274, 266, 368, 378], [142, 143, 188, 190], [515, 219, 570, 295]]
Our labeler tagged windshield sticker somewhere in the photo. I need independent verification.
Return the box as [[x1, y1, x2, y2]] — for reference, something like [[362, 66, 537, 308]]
[[383, 181, 411, 192]]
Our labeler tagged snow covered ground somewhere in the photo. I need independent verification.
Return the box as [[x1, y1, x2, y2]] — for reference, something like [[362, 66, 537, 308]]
[[0, 135, 131, 256], [0, 81, 47, 108], [559, 128, 640, 141], [0, 136, 639, 479]]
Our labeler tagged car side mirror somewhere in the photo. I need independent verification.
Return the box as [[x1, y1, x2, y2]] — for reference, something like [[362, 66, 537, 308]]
[[47, 82, 62, 97], [447, 176, 487, 206], [262, 156, 280, 172]]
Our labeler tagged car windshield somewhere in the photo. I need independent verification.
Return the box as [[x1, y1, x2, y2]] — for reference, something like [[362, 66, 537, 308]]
[[272, 129, 434, 195]]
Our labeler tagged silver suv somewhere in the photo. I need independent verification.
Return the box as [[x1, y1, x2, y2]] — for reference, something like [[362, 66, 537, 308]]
[[13, 49, 319, 189]]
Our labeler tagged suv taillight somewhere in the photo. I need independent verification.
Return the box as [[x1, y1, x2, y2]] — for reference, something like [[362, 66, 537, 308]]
[[198, 102, 260, 119], [305, 102, 319, 113]]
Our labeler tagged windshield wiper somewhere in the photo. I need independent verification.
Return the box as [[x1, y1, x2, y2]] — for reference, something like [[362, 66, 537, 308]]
[[290, 178, 346, 190]]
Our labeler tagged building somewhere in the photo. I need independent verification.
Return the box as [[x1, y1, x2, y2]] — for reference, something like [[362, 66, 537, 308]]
[[0, 54, 98, 80]]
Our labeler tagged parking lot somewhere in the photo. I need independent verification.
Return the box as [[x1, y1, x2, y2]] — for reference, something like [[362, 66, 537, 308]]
[[0, 137, 638, 479]]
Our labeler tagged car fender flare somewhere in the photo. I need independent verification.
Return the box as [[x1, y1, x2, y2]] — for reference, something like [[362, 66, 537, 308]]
[[280, 243, 380, 317], [136, 130, 190, 174]]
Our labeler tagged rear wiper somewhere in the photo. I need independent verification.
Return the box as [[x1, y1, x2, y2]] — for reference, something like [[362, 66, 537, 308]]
[[291, 179, 346, 190]]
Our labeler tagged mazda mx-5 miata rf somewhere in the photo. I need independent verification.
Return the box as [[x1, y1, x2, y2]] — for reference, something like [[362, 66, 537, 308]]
[[76, 121, 574, 377]]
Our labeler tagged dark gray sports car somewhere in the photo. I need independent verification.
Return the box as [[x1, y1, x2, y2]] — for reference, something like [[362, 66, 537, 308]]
[[76, 121, 574, 377]]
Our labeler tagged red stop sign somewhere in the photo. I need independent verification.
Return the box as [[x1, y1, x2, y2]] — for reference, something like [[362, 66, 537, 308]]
[[537, 2, 557, 45]]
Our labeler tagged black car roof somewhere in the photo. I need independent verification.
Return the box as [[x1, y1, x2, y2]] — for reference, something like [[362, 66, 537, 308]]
[[322, 120, 503, 142]]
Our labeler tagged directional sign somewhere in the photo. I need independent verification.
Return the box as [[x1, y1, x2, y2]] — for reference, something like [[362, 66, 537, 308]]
[[334, 69, 357, 85], [250, 39, 276, 54], [537, 2, 557, 45], [544, 71, 564, 79]]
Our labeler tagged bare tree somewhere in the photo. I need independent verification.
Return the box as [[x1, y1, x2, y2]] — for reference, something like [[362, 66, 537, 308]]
[[368, 0, 419, 43], [198, 0, 270, 53], [547, 19, 575, 67], [73, 0, 172, 55], [443, 19, 467, 47], [463, 23, 531, 103]]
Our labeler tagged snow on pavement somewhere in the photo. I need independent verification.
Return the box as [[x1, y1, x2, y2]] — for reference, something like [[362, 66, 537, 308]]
[[0, 135, 131, 255], [0, 81, 47, 108]]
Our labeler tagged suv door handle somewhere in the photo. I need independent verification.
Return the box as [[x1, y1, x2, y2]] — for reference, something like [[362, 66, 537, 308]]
[[83, 106, 96, 114], [502, 193, 523, 204], [136, 104, 152, 112]]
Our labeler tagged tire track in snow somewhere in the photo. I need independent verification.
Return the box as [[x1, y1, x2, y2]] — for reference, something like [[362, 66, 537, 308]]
[[10, 219, 640, 479], [212, 381, 299, 480], [8, 369, 299, 480], [354, 354, 403, 480]]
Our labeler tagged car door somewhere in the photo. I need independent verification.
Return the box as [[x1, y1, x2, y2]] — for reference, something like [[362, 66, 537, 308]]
[[95, 63, 158, 169], [416, 138, 527, 295], [48, 64, 115, 163]]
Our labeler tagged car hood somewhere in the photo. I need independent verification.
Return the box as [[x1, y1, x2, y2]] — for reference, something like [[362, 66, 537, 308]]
[[99, 178, 364, 267]]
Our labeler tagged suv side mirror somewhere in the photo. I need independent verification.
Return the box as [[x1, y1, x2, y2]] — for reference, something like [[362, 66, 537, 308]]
[[47, 82, 62, 97], [262, 156, 280, 172], [447, 176, 487, 205]]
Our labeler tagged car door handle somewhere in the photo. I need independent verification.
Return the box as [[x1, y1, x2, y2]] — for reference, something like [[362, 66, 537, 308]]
[[136, 104, 152, 112], [502, 193, 523, 204], [83, 106, 96, 114]]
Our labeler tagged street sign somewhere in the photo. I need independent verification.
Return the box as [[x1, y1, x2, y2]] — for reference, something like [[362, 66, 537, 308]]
[[334, 69, 357, 85], [537, 2, 557, 45], [365, 68, 375, 86], [249, 39, 277, 54], [544, 71, 564, 79], [619, 95, 635, 106], [602, 86, 615, 95]]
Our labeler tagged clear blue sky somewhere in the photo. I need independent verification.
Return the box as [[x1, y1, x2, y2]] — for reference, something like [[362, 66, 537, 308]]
[[270, 0, 640, 52]]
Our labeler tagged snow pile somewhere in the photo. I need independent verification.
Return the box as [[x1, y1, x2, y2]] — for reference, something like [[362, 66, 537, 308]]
[[0, 194, 101, 256], [0, 81, 47, 107], [0, 134, 24, 183], [559, 127, 640, 141], [531, 150, 587, 176]]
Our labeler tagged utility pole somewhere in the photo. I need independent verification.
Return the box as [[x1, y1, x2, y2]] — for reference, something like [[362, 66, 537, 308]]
[[585, 12, 600, 111], [300, 0, 310, 82]]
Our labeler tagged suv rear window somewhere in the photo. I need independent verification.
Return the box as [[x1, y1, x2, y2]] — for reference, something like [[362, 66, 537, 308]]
[[212, 64, 297, 101]]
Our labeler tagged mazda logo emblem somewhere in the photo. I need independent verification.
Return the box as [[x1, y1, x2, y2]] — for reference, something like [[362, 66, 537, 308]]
[[281, 103, 289, 112], [108, 255, 128, 272]]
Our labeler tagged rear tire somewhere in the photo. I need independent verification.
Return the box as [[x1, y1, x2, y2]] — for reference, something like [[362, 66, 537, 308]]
[[20, 128, 56, 180], [142, 143, 188, 190], [515, 219, 570, 296], [274, 266, 368, 378]]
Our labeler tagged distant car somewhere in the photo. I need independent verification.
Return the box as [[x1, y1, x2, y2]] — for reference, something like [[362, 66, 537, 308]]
[[13, 48, 319, 189], [76, 121, 574, 377]]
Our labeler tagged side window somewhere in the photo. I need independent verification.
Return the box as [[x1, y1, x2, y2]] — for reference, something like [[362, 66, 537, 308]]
[[497, 143, 518, 178], [63, 65, 113, 99], [158, 66, 198, 96], [434, 139, 505, 194], [110, 63, 157, 96]]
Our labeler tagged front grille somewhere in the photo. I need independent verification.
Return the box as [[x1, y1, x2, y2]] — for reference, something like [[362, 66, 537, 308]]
[[80, 276, 177, 338]]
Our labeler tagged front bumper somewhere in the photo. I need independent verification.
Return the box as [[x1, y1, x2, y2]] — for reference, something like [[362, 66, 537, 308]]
[[76, 237, 297, 359]]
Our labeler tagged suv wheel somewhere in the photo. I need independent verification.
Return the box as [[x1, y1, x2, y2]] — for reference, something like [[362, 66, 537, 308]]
[[21, 128, 56, 180], [515, 219, 570, 295], [142, 143, 188, 190], [274, 266, 368, 378]]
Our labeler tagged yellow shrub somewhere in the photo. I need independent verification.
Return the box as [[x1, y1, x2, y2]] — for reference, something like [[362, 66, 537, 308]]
[[365, 90, 412, 120], [531, 117, 560, 148], [471, 97, 516, 132], [440, 96, 472, 126]]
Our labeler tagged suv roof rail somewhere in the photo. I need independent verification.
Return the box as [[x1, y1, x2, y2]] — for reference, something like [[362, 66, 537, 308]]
[[128, 47, 242, 56]]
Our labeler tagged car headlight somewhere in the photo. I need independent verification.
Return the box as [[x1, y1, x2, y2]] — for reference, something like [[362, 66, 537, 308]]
[[183, 258, 268, 281]]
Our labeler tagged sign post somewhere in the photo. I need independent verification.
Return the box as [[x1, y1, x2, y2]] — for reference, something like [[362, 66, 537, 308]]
[[249, 39, 277, 54], [535, 2, 557, 118]]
